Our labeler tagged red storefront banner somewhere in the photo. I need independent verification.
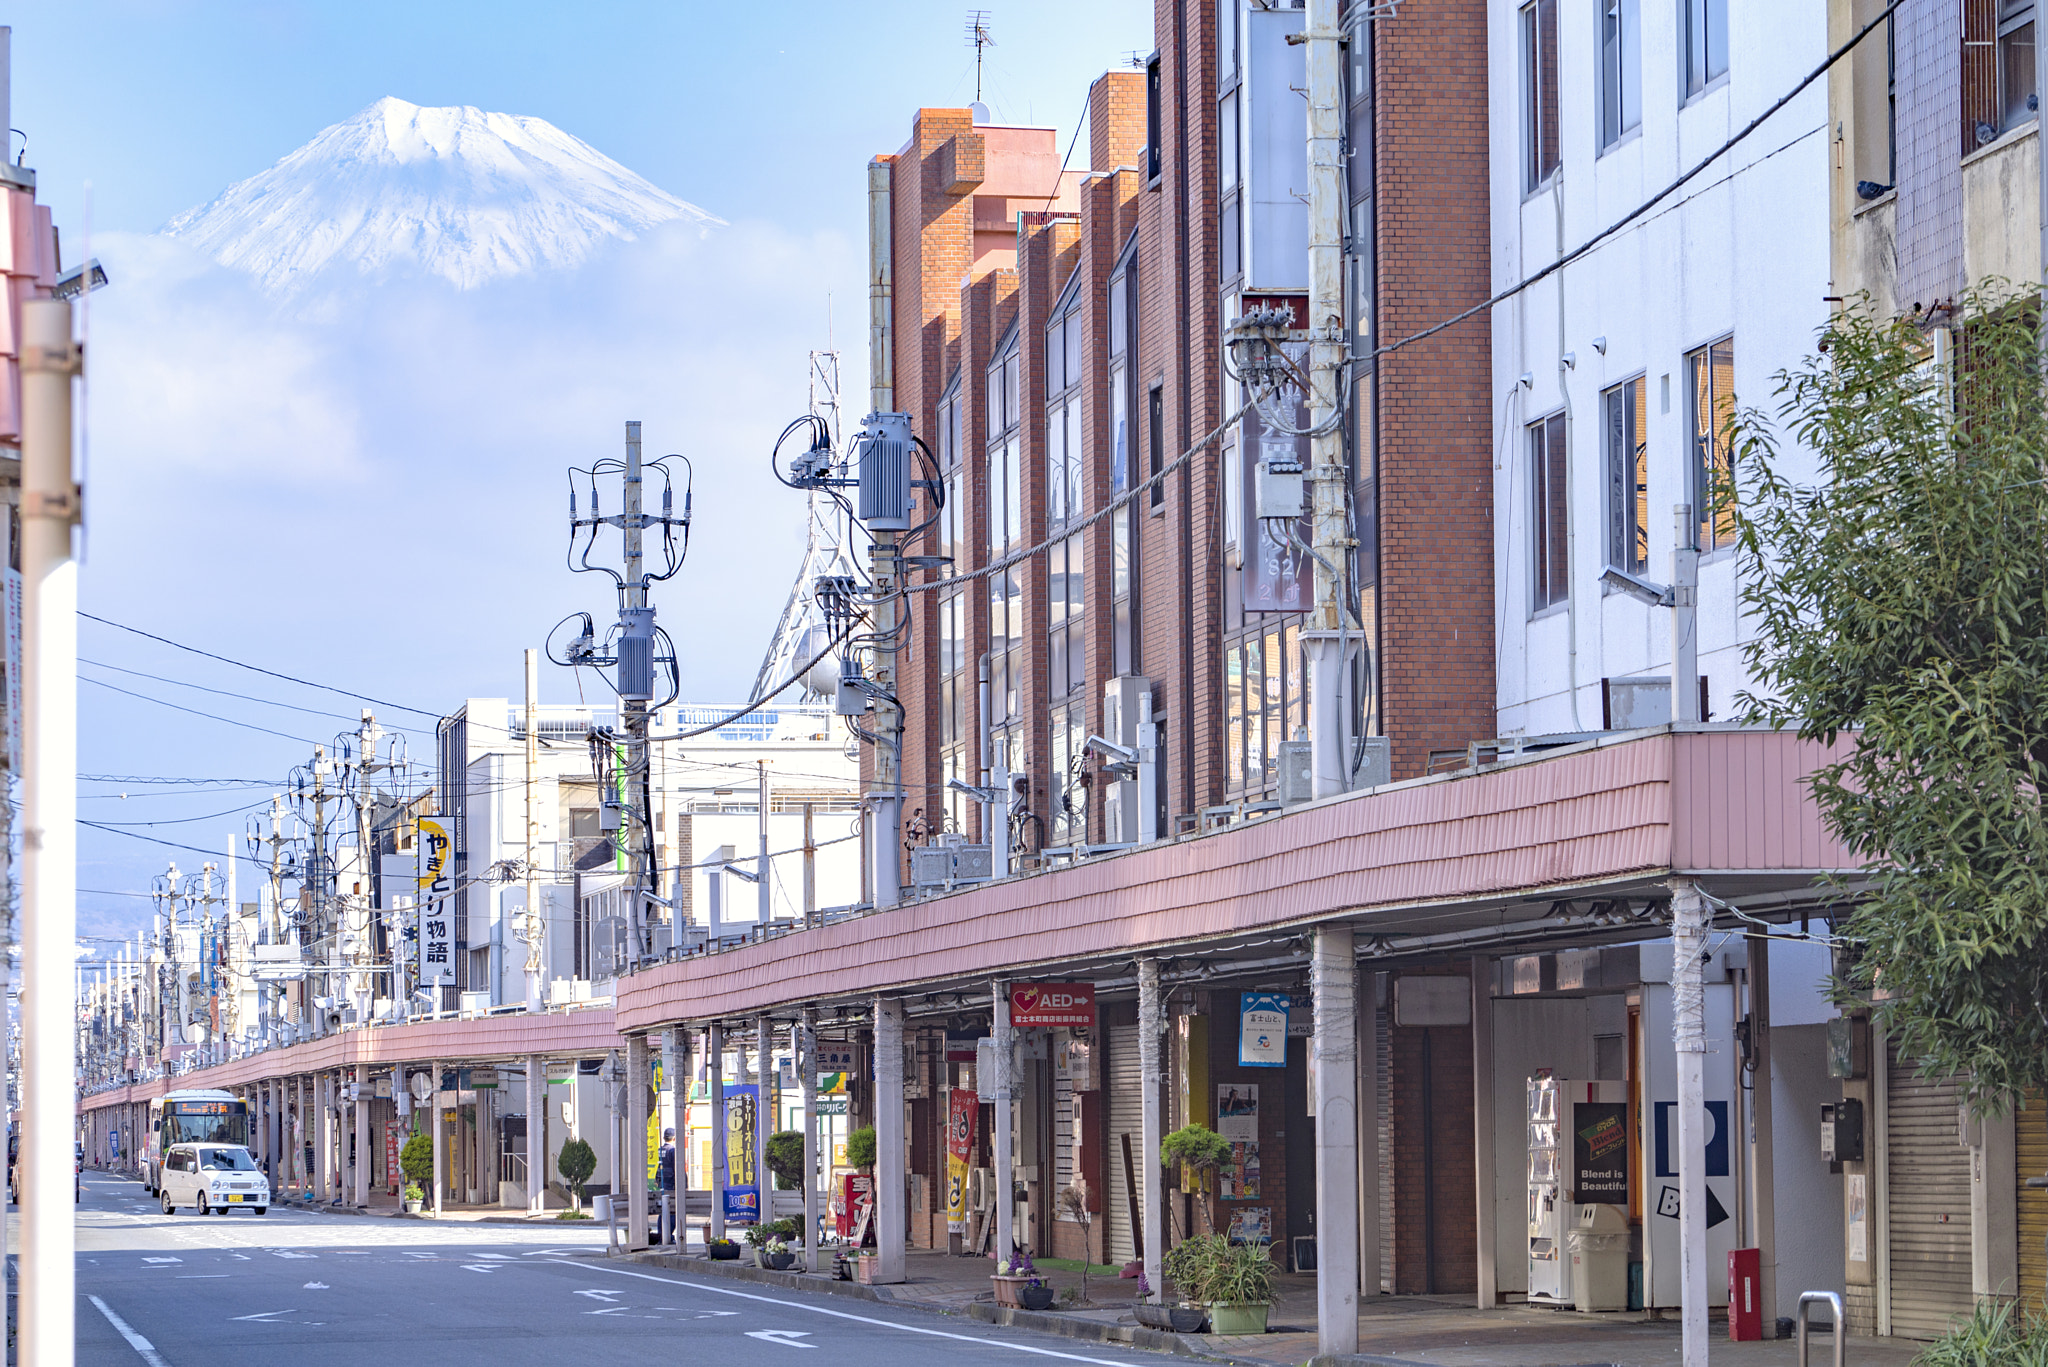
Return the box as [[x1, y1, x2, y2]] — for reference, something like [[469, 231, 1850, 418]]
[[1010, 982, 1096, 1027], [945, 1088, 978, 1232]]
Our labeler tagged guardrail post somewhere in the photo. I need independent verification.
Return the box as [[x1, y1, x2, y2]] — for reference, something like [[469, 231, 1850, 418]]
[[1796, 1290, 1845, 1367]]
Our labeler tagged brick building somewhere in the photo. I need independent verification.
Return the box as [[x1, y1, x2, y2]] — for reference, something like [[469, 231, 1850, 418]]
[[862, 0, 1497, 1284]]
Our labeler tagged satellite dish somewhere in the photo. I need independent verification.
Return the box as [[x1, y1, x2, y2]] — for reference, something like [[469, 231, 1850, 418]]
[[409, 1070, 434, 1102]]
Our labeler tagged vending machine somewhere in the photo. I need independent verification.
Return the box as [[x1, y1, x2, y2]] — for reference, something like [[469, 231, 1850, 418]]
[[1527, 1075, 1629, 1307]]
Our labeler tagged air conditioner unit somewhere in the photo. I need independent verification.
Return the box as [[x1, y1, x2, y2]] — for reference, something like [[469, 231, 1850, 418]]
[[1101, 676, 1156, 844]]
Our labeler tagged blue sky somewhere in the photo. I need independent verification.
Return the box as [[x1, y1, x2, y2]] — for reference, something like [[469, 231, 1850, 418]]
[[20, 1, 1155, 948]]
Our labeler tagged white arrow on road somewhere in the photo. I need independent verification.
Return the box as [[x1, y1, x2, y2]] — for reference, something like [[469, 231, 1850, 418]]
[[231, 1310, 295, 1322], [746, 1331, 816, 1348], [461, 1265, 499, 1273], [574, 1289, 624, 1302]]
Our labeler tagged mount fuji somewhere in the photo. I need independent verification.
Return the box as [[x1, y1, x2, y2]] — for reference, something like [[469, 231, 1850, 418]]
[[164, 96, 723, 293]]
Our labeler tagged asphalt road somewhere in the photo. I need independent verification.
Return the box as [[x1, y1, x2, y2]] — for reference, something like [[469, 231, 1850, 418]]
[[64, 1171, 1165, 1367]]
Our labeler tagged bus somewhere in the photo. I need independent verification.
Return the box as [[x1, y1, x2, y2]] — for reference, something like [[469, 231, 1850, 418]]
[[144, 1090, 249, 1196]]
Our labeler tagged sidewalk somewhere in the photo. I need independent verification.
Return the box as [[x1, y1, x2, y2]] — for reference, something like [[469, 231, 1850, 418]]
[[628, 1247, 1924, 1367]]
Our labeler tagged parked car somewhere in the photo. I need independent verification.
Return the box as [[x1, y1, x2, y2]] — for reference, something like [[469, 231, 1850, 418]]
[[158, 1143, 269, 1216]]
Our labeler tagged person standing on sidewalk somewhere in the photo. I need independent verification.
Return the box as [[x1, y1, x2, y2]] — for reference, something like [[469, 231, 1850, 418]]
[[656, 1128, 676, 1244]]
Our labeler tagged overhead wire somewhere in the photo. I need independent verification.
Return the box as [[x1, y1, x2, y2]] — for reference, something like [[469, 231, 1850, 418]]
[[79, 611, 441, 719], [80, 676, 323, 746], [78, 656, 433, 734]]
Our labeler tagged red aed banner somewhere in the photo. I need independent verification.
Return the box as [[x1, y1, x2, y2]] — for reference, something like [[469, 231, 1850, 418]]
[[1011, 982, 1096, 1027]]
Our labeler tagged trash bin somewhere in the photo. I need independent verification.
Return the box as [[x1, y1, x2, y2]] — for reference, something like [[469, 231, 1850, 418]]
[[1568, 1204, 1630, 1311]]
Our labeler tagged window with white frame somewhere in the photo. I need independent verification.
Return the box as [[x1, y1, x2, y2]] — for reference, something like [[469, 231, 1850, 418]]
[[1521, 0, 1560, 190], [1529, 411, 1568, 612], [1683, 0, 1728, 99], [1602, 376, 1648, 576], [1599, 0, 1640, 149]]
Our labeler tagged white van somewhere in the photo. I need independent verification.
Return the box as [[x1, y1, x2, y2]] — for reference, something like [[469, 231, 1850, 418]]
[[158, 1143, 269, 1216]]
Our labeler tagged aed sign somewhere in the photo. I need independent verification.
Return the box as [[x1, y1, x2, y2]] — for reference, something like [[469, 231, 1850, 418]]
[[1011, 982, 1096, 1028]]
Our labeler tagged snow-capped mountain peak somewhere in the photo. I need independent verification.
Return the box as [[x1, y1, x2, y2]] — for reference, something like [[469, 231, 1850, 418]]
[[166, 96, 722, 293]]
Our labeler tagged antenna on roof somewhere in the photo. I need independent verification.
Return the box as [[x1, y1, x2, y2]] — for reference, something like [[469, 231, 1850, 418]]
[[966, 10, 995, 103]]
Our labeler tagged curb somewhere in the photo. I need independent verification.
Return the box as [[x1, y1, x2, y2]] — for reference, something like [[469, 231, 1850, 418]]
[[630, 1250, 925, 1305]]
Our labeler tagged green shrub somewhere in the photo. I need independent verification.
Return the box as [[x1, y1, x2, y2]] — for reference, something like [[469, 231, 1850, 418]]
[[556, 1137, 597, 1209], [846, 1125, 877, 1171], [399, 1131, 434, 1190], [1162, 1233, 1274, 1306], [1160, 1124, 1231, 1175], [1913, 1300, 2048, 1367], [766, 1130, 805, 1190]]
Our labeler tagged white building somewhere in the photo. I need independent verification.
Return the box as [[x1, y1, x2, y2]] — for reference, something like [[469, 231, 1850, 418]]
[[436, 697, 860, 1008], [1488, 0, 1830, 735]]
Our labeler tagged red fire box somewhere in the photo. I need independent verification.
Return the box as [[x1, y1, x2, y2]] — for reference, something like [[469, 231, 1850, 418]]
[[1727, 1247, 1762, 1341]]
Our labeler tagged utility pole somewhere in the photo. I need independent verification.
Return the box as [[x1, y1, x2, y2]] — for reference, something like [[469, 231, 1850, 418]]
[[864, 153, 902, 911], [523, 648, 544, 1011], [620, 422, 654, 960], [802, 802, 816, 928], [1302, 0, 1355, 800], [757, 760, 771, 924], [19, 291, 79, 1367], [349, 711, 382, 1024]]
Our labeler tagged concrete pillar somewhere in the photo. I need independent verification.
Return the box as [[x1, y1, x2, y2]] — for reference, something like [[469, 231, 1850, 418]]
[[293, 1076, 304, 1194], [431, 1059, 445, 1217], [316, 1072, 333, 1202], [354, 1064, 370, 1207], [1360, 971, 1383, 1298], [525, 1054, 542, 1214], [1747, 935, 1779, 1322], [1312, 927, 1359, 1356], [993, 979, 1017, 1267], [1470, 956, 1496, 1308], [709, 1023, 727, 1242], [1136, 963, 1166, 1299], [800, 1011, 819, 1271], [671, 1029, 690, 1247], [627, 1034, 651, 1250], [1670, 878, 1711, 1367], [756, 1014, 773, 1230], [873, 996, 907, 1283]]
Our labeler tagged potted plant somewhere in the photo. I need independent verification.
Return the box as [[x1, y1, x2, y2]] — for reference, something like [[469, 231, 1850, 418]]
[[742, 1223, 775, 1266], [1205, 1239, 1276, 1335], [1155, 1235, 1227, 1333], [764, 1236, 797, 1271], [399, 1130, 434, 1213], [1019, 1276, 1055, 1312], [991, 1250, 1039, 1308], [708, 1236, 741, 1261], [853, 1249, 882, 1284], [1159, 1125, 1231, 1236], [556, 1137, 596, 1214]]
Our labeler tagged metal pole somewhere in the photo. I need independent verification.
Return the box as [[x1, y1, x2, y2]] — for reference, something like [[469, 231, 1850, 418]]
[[524, 649, 544, 1011], [527, 1053, 543, 1216], [671, 1028, 690, 1247], [622, 422, 651, 958], [431, 1060, 444, 1216], [1672, 878, 1711, 1366], [18, 292, 78, 1367], [709, 1022, 727, 1243], [802, 802, 816, 928], [801, 1010, 819, 1271], [1311, 929, 1359, 1354], [354, 1063, 369, 1207], [758, 762, 771, 923], [627, 1035, 651, 1250], [992, 979, 1015, 1267], [1135, 962, 1165, 1303], [1749, 934, 1779, 1331], [1671, 505, 1700, 722], [873, 997, 906, 1281], [756, 1014, 773, 1230], [1303, 0, 1354, 798], [865, 157, 901, 911]]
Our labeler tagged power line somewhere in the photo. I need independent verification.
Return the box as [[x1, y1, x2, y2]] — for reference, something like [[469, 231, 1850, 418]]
[[79, 611, 442, 720], [79, 656, 432, 734], [78, 820, 268, 871], [81, 800, 270, 829], [80, 676, 323, 746]]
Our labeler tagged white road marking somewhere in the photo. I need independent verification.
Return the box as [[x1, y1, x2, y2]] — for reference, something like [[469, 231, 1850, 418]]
[[87, 1294, 172, 1367], [747, 1330, 817, 1348], [273, 1251, 317, 1259], [461, 1264, 499, 1273], [141, 1257, 181, 1264], [230, 1310, 295, 1322], [471, 1252, 513, 1259], [177, 1275, 229, 1279], [575, 1289, 624, 1302], [302, 1282, 328, 1290], [573, 1264, 1146, 1367], [587, 1306, 632, 1316]]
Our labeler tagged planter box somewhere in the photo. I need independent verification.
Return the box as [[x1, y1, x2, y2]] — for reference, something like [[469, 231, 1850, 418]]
[[1134, 1303, 1208, 1333], [854, 1255, 881, 1285], [765, 1251, 797, 1271], [1207, 1302, 1269, 1336], [991, 1274, 1036, 1308], [708, 1243, 741, 1261], [1018, 1285, 1055, 1311]]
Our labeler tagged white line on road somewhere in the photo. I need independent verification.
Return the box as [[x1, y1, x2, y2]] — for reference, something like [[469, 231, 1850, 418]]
[[230, 1310, 295, 1322], [87, 1294, 172, 1367], [747, 1330, 817, 1348], [572, 1264, 1144, 1367]]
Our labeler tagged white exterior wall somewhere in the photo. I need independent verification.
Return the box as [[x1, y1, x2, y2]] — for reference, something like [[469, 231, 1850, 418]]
[[1489, 0, 1831, 732]]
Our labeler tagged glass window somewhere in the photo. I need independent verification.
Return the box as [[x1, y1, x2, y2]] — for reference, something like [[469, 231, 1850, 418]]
[[1522, 0, 1560, 189], [1048, 399, 1068, 524], [1530, 411, 1569, 611], [1065, 401, 1084, 519], [1220, 91, 1240, 190], [1688, 337, 1737, 551], [2000, 3, 2036, 133], [1599, 0, 1640, 149], [1064, 309, 1083, 386], [1603, 377, 1648, 576], [1684, 0, 1728, 98]]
